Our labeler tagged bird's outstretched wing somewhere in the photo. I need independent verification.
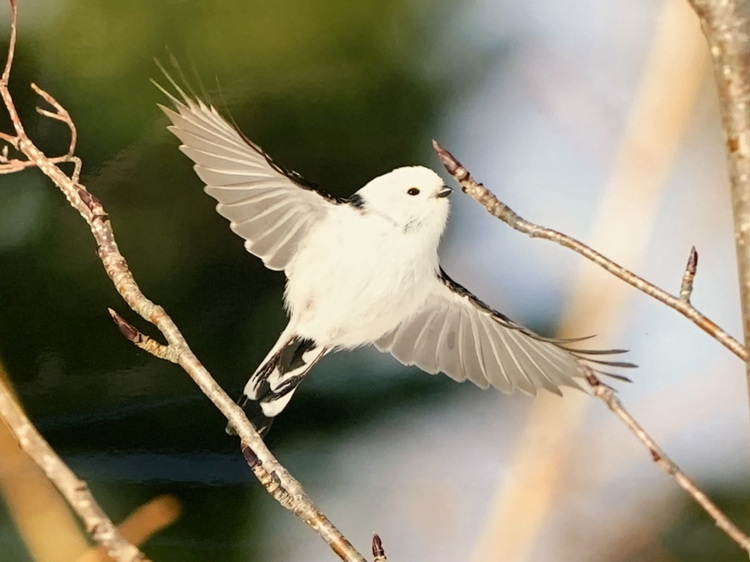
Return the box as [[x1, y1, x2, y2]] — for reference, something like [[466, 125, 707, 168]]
[[375, 269, 633, 395], [157, 77, 339, 271]]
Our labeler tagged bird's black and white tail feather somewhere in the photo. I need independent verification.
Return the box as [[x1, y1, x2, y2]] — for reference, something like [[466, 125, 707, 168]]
[[227, 332, 328, 436]]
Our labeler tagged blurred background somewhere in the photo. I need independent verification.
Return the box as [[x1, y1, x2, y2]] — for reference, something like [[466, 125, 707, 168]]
[[0, 0, 748, 560]]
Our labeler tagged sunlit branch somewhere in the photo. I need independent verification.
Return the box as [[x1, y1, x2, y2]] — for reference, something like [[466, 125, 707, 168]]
[[433, 140, 746, 361]]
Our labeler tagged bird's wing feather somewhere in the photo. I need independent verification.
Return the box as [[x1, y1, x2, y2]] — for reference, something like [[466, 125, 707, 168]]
[[158, 82, 338, 271], [376, 269, 633, 395]]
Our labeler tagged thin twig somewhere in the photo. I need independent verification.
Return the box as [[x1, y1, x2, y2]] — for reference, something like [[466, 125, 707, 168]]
[[32, 83, 77, 153], [0, 0, 23, 140], [679, 246, 698, 303], [432, 140, 746, 361], [685, 0, 750, 417], [240, 443, 363, 560], [0, 131, 16, 145], [586, 373, 750, 553], [0, 154, 73, 174], [31, 82, 81, 179], [0, 378, 148, 562], [108, 309, 179, 362], [0, 2, 367, 561]]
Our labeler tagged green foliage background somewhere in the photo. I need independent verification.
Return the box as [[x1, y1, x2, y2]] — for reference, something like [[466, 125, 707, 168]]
[[0, 1, 747, 561]]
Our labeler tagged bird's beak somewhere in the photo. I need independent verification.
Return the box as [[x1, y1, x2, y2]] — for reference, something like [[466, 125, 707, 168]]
[[437, 186, 452, 198]]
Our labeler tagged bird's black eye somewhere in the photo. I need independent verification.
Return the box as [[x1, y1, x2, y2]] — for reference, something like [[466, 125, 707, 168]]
[[407, 187, 420, 196]]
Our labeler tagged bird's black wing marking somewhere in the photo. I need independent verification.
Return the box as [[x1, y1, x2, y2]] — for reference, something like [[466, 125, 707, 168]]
[[438, 268, 635, 375], [235, 129, 346, 204], [375, 269, 634, 396]]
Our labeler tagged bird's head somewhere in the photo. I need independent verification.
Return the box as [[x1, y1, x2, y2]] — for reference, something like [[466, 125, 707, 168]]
[[354, 166, 452, 236]]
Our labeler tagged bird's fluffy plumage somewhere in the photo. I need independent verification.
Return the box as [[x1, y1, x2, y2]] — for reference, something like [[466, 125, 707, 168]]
[[158, 76, 633, 436], [284, 167, 450, 349]]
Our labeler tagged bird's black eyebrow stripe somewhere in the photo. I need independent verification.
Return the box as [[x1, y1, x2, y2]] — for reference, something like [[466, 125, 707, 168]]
[[348, 193, 365, 209]]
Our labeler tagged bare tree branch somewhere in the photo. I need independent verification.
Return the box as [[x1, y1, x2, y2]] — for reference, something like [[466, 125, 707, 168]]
[[0, 377, 149, 562], [0, 373, 91, 561], [0, 2, 367, 560], [685, 0, 750, 412], [586, 373, 750, 553], [432, 140, 746, 361], [432, 142, 750, 552]]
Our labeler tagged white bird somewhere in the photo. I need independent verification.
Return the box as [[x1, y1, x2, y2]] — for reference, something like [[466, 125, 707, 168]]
[[158, 79, 632, 436]]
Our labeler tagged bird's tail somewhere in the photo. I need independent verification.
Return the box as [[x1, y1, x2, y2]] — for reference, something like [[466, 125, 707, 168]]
[[226, 332, 327, 436]]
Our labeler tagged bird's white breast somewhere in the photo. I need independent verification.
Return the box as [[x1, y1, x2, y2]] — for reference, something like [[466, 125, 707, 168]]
[[283, 204, 440, 349]]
